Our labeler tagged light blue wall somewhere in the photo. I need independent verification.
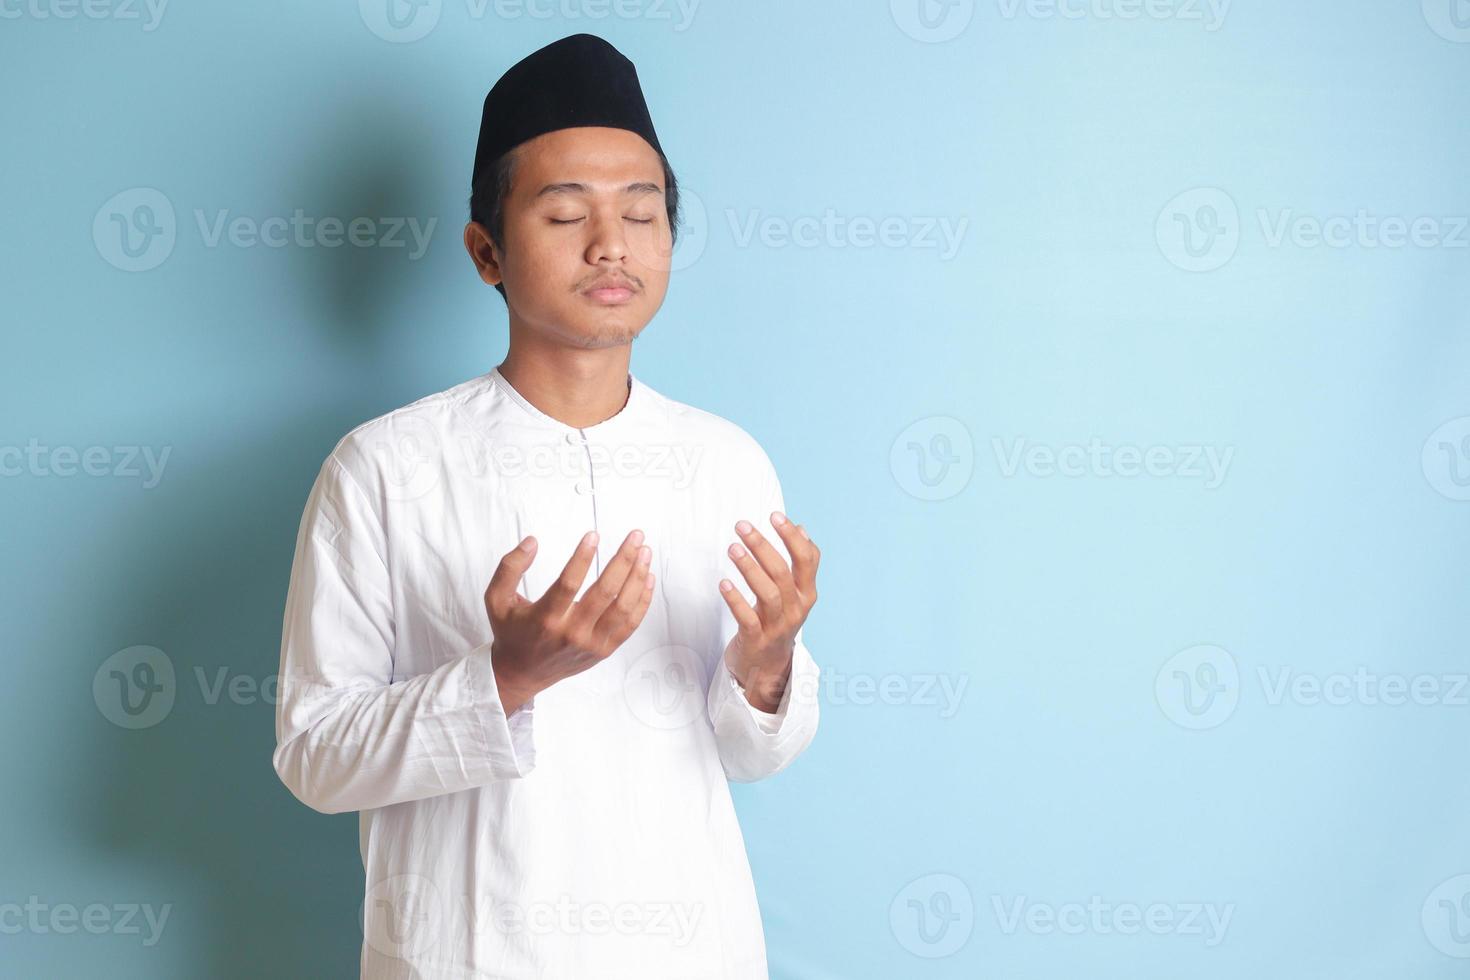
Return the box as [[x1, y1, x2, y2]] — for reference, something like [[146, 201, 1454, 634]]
[[4, 2, 1468, 976]]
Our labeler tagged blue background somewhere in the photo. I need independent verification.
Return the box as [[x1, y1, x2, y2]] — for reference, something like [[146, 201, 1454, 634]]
[[4, 1, 1469, 976]]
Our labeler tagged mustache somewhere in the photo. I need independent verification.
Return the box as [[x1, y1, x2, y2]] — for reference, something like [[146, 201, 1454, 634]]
[[578, 273, 642, 292]]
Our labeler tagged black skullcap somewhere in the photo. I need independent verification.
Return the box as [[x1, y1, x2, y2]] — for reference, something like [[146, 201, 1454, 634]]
[[471, 33, 665, 194]]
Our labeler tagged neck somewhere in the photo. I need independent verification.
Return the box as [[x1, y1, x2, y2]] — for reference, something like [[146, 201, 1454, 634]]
[[497, 341, 633, 429]]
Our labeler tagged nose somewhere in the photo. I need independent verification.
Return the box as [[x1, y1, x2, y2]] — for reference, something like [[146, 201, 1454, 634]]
[[583, 206, 630, 266]]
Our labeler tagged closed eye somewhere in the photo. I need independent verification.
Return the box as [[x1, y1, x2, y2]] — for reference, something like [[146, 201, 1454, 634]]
[[549, 217, 654, 225]]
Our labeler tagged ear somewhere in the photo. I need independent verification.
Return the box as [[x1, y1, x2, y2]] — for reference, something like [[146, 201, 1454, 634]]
[[463, 221, 504, 287]]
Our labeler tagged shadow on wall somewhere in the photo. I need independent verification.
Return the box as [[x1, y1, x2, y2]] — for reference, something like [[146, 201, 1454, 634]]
[[83, 93, 455, 977], [293, 87, 454, 350]]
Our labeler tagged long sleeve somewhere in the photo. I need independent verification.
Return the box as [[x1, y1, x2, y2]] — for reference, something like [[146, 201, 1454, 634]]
[[705, 449, 821, 782], [272, 452, 535, 815]]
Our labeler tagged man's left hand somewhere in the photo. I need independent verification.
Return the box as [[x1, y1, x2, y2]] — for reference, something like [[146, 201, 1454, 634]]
[[719, 511, 820, 713]]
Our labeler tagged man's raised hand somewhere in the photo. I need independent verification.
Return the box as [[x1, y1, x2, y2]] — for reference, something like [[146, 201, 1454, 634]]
[[484, 529, 655, 714], [719, 511, 820, 713]]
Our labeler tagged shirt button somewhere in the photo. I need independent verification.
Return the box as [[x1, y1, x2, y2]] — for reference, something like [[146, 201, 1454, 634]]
[[565, 431, 583, 445], [574, 480, 593, 495]]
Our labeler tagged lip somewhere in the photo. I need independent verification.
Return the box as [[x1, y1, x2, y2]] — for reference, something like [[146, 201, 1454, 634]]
[[582, 281, 636, 305]]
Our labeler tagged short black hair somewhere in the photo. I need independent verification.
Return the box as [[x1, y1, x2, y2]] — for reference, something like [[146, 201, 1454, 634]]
[[467, 147, 682, 304]]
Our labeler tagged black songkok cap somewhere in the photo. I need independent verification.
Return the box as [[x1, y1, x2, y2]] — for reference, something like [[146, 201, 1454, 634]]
[[471, 33, 665, 194]]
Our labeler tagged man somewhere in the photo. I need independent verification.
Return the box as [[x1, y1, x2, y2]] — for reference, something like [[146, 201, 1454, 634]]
[[273, 33, 823, 979]]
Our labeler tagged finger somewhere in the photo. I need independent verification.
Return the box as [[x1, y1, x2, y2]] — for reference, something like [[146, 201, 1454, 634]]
[[485, 536, 538, 620], [734, 519, 799, 611], [726, 537, 784, 627], [535, 530, 599, 618], [593, 548, 655, 648], [718, 577, 763, 637], [628, 570, 657, 630], [568, 530, 646, 630], [608, 572, 657, 653], [770, 512, 819, 600]]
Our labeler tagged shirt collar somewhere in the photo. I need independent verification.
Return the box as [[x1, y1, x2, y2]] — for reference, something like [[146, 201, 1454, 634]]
[[486, 365, 650, 438]]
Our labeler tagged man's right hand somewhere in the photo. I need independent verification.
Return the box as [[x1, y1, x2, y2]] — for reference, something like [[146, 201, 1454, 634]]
[[483, 529, 655, 715]]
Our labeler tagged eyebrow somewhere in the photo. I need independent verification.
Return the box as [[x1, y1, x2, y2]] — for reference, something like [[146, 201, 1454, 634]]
[[534, 181, 664, 199]]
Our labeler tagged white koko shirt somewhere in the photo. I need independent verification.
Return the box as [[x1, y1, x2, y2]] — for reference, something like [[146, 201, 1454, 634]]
[[273, 366, 821, 979]]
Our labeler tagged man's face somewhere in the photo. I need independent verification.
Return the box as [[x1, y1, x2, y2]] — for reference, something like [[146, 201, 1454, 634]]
[[467, 126, 673, 349]]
